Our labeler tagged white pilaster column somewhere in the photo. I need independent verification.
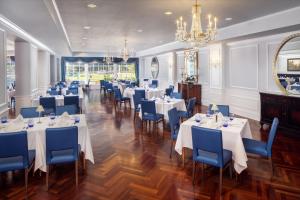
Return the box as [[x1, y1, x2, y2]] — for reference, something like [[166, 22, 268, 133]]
[[50, 54, 56, 84], [37, 50, 50, 95], [56, 57, 61, 81], [15, 42, 34, 113], [0, 29, 7, 116]]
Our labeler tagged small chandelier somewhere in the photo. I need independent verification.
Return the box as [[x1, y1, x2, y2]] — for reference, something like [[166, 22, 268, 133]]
[[121, 39, 130, 63], [103, 49, 113, 65], [175, 0, 217, 48]]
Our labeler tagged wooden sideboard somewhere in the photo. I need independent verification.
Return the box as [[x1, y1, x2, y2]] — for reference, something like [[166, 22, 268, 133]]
[[260, 92, 300, 135], [178, 82, 202, 105]]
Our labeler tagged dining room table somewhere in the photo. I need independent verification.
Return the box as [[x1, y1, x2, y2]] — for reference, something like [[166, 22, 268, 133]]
[[139, 97, 187, 121], [0, 114, 95, 172], [175, 113, 252, 174]]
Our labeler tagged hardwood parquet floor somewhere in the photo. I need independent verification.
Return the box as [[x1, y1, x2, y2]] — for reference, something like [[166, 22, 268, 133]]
[[1, 90, 300, 200]]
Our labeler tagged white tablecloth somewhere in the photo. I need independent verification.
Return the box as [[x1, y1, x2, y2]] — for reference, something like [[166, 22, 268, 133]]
[[32, 95, 84, 109], [139, 98, 186, 121], [0, 114, 94, 172], [175, 114, 252, 174], [123, 88, 165, 108]]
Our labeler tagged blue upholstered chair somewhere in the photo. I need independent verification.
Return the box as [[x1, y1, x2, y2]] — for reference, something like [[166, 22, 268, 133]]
[[151, 80, 158, 88], [100, 80, 106, 93], [45, 126, 81, 190], [242, 117, 279, 176], [113, 88, 131, 108], [165, 88, 173, 96], [0, 131, 35, 195], [40, 97, 56, 115], [170, 92, 182, 99], [131, 82, 136, 88], [135, 89, 146, 99], [168, 107, 180, 158], [20, 107, 39, 118], [64, 95, 80, 114], [208, 104, 230, 116], [56, 105, 77, 115], [177, 97, 196, 120], [49, 90, 59, 96], [191, 126, 232, 194], [143, 78, 149, 82], [141, 100, 164, 131], [68, 87, 78, 95], [133, 94, 141, 121], [105, 83, 114, 96]]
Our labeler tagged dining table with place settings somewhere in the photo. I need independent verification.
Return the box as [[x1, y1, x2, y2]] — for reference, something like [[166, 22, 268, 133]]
[[139, 97, 187, 121], [175, 113, 252, 174], [0, 114, 94, 172], [123, 87, 165, 107]]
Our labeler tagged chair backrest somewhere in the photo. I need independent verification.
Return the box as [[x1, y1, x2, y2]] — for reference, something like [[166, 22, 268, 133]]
[[64, 95, 79, 109], [49, 90, 59, 96], [208, 104, 230, 116], [56, 105, 77, 115], [141, 100, 156, 117], [0, 131, 30, 169], [151, 80, 158, 88], [266, 117, 279, 157], [45, 126, 78, 164], [135, 89, 146, 99], [20, 107, 39, 118], [40, 97, 56, 110], [168, 107, 180, 138], [191, 126, 225, 167], [171, 92, 182, 99], [133, 94, 140, 110], [106, 83, 113, 90], [187, 97, 197, 114], [114, 88, 122, 100], [68, 87, 78, 94], [165, 88, 173, 96]]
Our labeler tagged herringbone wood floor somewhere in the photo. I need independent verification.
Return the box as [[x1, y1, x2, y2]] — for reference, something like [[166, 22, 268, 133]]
[[1, 90, 300, 200]]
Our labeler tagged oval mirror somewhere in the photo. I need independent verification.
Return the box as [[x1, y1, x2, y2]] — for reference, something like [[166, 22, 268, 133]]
[[274, 33, 300, 95], [151, 57, 159, 79]]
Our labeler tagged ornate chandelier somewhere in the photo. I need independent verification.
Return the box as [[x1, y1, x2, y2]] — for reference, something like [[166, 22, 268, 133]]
[[103, 49, 113, 65], [175, 0, 217, 48], [121, 39, 130, 63]]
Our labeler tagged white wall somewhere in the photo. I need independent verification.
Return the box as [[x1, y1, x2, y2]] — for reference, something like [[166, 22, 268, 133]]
[[37, 50, 50, 94], [139, 31, 300, 121]]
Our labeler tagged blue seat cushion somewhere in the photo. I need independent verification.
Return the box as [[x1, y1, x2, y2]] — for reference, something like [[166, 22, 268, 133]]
[[49, 144, 81, 165], [0, 150, 35, 172], [194, 149, 232, 168], [242, 138, 268, 157], [177, 111, 192, 118], [143, 113, 164, 121]]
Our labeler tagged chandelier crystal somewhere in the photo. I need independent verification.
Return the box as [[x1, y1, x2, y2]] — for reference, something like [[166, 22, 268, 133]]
[[121, 39, 130, 63], [103, 49, 113, 65], [175, 0, 217, 48]]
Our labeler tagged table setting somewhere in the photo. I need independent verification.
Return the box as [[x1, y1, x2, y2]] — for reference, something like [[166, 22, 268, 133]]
[[0, 113, 94, 172], [175, 112, 252, 173]]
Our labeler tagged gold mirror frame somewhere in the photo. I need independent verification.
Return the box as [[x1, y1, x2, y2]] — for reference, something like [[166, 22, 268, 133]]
[[184, 49, 199, 82], [273, 33, 300, 95]]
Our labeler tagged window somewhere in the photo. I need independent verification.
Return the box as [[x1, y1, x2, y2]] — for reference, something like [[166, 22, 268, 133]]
[[65, 60, 137, 84]]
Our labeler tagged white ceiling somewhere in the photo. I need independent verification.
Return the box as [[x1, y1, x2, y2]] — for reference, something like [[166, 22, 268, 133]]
[[0, 0, 300, 55], [55, 0, 300, 53]]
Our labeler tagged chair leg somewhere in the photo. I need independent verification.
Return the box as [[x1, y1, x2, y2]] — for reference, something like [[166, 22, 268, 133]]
[[25, 168, 28, 196], [75, 160, 78, 187], [269, 157, 274, 177], [230, 162, 233, 179], [219, 168, 223, 196], [169, 140, 173, 158], [192, 161, 196, 185], [46, 165, 49, 191]]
